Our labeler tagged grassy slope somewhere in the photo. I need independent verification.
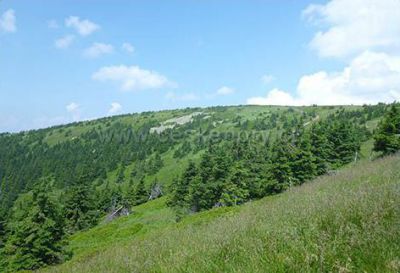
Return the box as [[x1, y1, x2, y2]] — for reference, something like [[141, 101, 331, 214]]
[[39, 155, 400, 273]]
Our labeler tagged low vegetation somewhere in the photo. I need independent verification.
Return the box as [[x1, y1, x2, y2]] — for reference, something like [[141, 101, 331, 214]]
[[39, 155, 400, 273]]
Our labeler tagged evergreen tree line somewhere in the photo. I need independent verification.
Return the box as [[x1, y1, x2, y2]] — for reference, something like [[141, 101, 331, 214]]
[[0, 119, 182, 218], [0, 174, 151, 272], [373, 104, 400, 155], [168, 112, 371, 214]]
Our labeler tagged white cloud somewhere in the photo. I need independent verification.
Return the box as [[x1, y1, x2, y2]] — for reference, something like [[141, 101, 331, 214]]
[[108, 102, 122, 115], [247, 88, 302, 106], [206, 86, 236, 99], [65, 16, 99, 36], [66, 102, 81, 121], [165, 92, 199, 101], [261, 74, 275, 84], [66, 102, 79, 112], [216, 86, 235, 96], [0, 9, 16, 33], [55, 35, 75, 49], [248, 0, 400, 106], [47, 19, 59, 29], [92, 65, 174, 91], [247, 51, 400, 106], [303, 0, 400, 58], [84, 42, 114, 58], [297, 51, 400, 104], [122, 42, 134, 53]]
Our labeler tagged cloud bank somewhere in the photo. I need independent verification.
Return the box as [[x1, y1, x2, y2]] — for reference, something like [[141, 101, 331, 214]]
[[65, 16, 99, 36], [84, 42, 114, 58], [92, 65, 174, 91], [248, 0, 400, 106], [108, 102, 122, 115]]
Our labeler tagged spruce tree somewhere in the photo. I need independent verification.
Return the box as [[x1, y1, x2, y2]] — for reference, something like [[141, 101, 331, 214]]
[[374, 104, 400, 155], [122, 178, 136, 208], [2, 184, 67, 272], [0, 213, 6, 249], [115, 165, 125, 184], [309, 123, 331, 175], [291, 132, 317, 183], [327, 121, 360, 167], [96, 180, 113, 212], [64, 182, 98, 233], [132, 177, 148, 206], [189, 145, 230, 211], [219, 163, 250, 206], [168, 161, 197, 208], [270, 136, 293, 189]]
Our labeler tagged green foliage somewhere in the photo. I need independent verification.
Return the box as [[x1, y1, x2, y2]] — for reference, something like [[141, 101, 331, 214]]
[[374, 103, 400, 155], [169, 111, 368, 214], [1, 183, 68, 272], [270, 136, 294, 188], [64, 182, 99, 234], [37, 156, 400, 273], [132, 178, 148, 206], [291, 132, 317, 183], [168, 161, 197, 209], [0, 214, 6, 249], [219, 163, 250, 206], [309, 123, 331, 175], [327, 121, 360, 167]]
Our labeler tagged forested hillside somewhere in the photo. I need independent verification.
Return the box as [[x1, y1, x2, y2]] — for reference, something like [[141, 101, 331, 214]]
[[39, 155, 400, 273], [0, 103, 398, 272]]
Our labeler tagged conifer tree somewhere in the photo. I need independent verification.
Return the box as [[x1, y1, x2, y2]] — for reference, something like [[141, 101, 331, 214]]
[[188, 150, 217, 211], [132, 177, 148, 206], [270, 136, 293, 190], [0, 213, 6, 249], [64, 182, 98, 233], [309, 123, 331, 175], [327, 121, 360, 167], [122, 178, 136, 208], [115, 165, 125, 184], [219, 163, 250, 206], [96, 180, 113, 212], [291, 132, 317, 183], [2, 184, 67, 272], [374, 104, 400, 155], [168, 161, 197, 208]]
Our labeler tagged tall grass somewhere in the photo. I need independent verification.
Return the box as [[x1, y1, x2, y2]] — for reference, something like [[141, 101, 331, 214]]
[[39, 156, 400, 273]]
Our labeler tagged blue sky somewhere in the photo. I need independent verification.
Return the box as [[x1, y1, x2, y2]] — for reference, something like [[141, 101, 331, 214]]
[[1, 0, 400, 132]]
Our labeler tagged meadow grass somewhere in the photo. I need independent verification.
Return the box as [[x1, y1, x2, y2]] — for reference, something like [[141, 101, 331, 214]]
[[39, 155, 400, 273]]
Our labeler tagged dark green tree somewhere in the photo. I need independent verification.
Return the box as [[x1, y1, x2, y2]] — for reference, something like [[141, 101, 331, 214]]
[[291, 132, 317, 183], [270, 136, 293, 190], [309, 123, 331, 175], [132, 177, 148, 206], [96, 180, 114, 212], [115, 165, 125, 184], [374, 104, 400, 155], [327, 121, 360, 167], [189, 145, 231, 211], [0, 213, 6, 249], [168, 161, 197, 208], [219, 163, 250, 206], [64, 183, 98, 233], [2, 184, 67, 272]]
